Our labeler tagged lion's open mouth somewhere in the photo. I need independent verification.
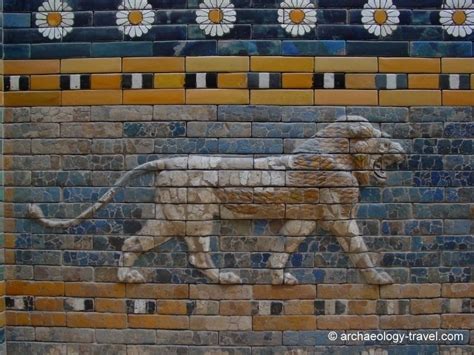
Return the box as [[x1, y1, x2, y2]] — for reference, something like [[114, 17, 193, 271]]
[[373, 159, 387, 181]]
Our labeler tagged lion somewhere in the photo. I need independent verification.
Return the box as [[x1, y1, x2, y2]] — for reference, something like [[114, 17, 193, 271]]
[[28, 116, 405, 286]]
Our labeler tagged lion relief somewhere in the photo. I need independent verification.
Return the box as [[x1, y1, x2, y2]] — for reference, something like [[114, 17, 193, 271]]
[[28, 116, 405, 286]]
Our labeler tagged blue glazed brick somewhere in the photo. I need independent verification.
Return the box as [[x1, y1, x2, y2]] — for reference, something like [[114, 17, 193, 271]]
[[4, 0, 46, 11], [346, 41, 409, 56], [64, 27, 123, 42], [252, 123, 316, 138], [283, 331, 344, 346], [445, 188, 473, 202], [317, 25, 374, 40], [382, 253, 439, 267], [31, 171, 92, 187], [67, 0, 122, 10], [63, 187, 125, 203], [396, 0, 443, 6], [4, 13, 31, 28], [356, 203, 412, 219], [92, 42, 153, 57], [123, 188, 156, 203], [411, 41, 472, 57], [31, 43, 91, 59], [236, 9, 278, 24], [155, 9, 198, 24], [4, 29, 54, 44], [414, 204, 471, 219], [253, 25, 317, 39], [410, 106, 472, 122], [154, 40, 217, 56], [442, 252, 474, 267], [347, 107, 409, 122], [149, 0, 187, 8], [67, 219, 124, 235], [412, 10, 441, 25], [154, 138, 219, 154], [124, 122, 186, 138], [381, 220, 443, 236], [412, 236, 473, 251], [383, 187, 444, 203], [15, 250, 61, 265], [359, 187, 382, 202], [188, 25, 251, 40], [281, 106, 346, 122], [414, 171, 472, 187], [444, 123, 474, 138], [63, 251, 121, 266], [72, 12, 94, 27], [413, 139, 472, 154], [317, 9, 347, 24], [282, 41, 345, 56], [93, 11, 120, 26], [13, 187, 61, 203], [219, 138, 283, 154], [251, 0, 281, 8], [444, 220, 473, 234], [127, 26, 187, 41], [3, 44, 30, 59], [219, 105, 282, 122], [218, 40, 280, 55]]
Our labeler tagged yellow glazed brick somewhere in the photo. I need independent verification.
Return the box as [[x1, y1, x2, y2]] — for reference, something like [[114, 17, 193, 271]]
[[5, 91, 61, 106], [61, 58, 122, 73], [91, 74, 122, 89], [314, 57, 377, 73], [218, 73, 248, 88], [379, 58, 440, 73], [251, 90, 313, 105], [442, 58, 474, 73], [187, 89, 249, 104], [123, 57, 184, 72], [315, 90, 378, 105], [5, 60, 59, 74], [251, 57, 314, 72], [123, 89, 185, 104], [345, 74, 376, 89], [379, 90, 441, 106], [187, 57, 249, 72], [408, 74, 440, 89], [154, 74, 185, 88], [282, 73, 314, 88], [62, 90, 122, 105], [30, 75, 60, 90], [443, 91, 474, 106]]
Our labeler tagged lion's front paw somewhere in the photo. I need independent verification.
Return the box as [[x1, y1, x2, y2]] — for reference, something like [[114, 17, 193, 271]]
[[117, 268, 146, 283], [220, 271, 242, 284], [364, 269, 394, 285], [284, 272, 299, 285]]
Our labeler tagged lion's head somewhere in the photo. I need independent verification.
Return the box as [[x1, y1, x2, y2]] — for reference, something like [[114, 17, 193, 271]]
[[293, 115, 405, 184]]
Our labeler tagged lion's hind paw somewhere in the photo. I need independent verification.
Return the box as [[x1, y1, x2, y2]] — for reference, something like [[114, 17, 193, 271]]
[[364, 269, 394, 285], [117, 268, 146, 283], [284, 272, 299, 285], [220, 271, 242, 284]]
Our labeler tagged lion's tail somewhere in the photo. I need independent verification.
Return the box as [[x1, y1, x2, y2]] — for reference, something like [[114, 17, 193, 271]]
[[27, 159, 168, 228]]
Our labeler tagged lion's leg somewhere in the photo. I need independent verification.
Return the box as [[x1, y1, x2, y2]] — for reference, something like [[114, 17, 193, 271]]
[[270, 221, 317, 285], [117, 235, 171, 283], [329, 220, 393, 285], [185, 236, 241, 284]]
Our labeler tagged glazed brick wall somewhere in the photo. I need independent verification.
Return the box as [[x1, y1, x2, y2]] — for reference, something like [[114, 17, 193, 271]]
[[2, 105, 473, 353]]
